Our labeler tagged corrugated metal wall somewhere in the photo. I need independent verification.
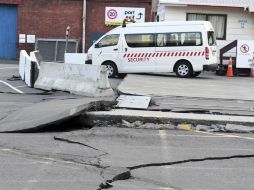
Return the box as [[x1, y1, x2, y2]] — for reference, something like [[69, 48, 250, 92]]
[[0, 5, 17, 60]]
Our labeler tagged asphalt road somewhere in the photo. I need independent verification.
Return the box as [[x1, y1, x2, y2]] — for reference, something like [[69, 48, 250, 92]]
[[0, 127, 253, 190]]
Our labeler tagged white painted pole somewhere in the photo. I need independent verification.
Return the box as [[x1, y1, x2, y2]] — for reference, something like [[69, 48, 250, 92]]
[[82, 0, 86, 53]]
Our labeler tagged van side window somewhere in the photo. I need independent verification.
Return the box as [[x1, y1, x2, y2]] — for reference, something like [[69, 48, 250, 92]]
[[97, 34, 119, 48], [156, 32, 202, 47], [125, 34, 155, 48]]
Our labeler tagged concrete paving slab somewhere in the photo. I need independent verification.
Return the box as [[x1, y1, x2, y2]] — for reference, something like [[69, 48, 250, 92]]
[[0, 97, 114, 132], [116, 95, 151, 109], [118, 73, 254, 100]]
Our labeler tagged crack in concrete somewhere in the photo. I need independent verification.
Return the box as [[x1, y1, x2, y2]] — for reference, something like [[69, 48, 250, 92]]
[[127, 154, 254, 170], [0, 144, 108, 170], [0, 115, 8, 121], [53, 136, 108, 156], [53, 136, 110, 177], [97, 154, 254, 189]]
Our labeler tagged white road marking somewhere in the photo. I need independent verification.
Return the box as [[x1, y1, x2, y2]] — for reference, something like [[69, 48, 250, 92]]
[[0, 67, 18, 70], [159, 129, 167, 139], [27, 179, 39, 183], [0, 80, 24, 94], [15, 85, 27, 88], [195, 131, 254, 141]]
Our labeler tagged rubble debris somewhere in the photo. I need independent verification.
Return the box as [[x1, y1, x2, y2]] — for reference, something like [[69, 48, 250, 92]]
[[121, 120, 175, 130], [195, 124, 254, 133], [225, 124, 254, 133]]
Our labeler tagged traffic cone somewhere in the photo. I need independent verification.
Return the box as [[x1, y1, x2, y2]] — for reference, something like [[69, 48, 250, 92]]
[[250, 56, 254, 77], [226, 56, 234, 77]]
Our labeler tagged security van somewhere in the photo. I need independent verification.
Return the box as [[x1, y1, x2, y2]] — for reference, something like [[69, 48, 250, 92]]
[[86, 21, 217, 78]]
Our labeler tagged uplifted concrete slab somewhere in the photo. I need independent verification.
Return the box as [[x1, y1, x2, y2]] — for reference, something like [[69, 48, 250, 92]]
[[118, 73, 254, 100], [86, 109, 254, 126], [0, 96, 114, 132]]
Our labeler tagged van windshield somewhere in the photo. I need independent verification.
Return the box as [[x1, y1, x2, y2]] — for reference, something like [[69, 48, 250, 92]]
[[207, 31, 216, 46]]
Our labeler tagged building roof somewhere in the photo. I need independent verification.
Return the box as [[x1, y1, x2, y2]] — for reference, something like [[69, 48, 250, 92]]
[[159, 0, 254, 12]]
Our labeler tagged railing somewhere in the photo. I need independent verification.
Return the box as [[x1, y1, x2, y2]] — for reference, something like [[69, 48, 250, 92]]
[[219, 40, 237, 65], [217, 40, 237, 75]]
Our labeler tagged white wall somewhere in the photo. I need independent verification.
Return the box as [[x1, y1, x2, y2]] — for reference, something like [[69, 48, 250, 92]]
[[159, 5, 254, 60]]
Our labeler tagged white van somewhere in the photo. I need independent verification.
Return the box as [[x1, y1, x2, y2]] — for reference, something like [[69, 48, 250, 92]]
[[86, 21, 217, 78]]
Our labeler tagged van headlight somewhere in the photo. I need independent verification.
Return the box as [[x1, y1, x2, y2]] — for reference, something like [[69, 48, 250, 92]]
[[87, 53, 92, 60]]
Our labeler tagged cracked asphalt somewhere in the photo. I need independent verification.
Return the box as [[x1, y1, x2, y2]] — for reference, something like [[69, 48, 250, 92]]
[[0, 127, 254, 190], [1, 62, 254, 190]]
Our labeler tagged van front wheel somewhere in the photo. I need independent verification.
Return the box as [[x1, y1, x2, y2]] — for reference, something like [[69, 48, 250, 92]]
[[175, 61, 193, 78], [103, 62, 117, 78]]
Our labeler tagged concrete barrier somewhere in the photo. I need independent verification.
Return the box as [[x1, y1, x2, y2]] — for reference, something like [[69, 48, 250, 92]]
[[19, 50, 28, 80], [19, 50, 39, 88], [30, 50, 42, 69], [34, 62, 114, 97]]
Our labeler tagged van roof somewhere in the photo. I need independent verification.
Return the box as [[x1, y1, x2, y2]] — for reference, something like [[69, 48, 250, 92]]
[[124, 21, 212, 27]]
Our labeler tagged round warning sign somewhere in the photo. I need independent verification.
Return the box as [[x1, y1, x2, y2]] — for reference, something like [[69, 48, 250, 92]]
[[240, 44, 249, 53], [107, 9, 118, 19]]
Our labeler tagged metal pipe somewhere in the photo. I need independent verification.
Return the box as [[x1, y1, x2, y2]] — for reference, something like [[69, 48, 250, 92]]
[[82, 0, 86, 53]]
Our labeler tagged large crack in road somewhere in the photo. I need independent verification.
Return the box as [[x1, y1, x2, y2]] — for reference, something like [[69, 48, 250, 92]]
[[97, 154, 254, 190]]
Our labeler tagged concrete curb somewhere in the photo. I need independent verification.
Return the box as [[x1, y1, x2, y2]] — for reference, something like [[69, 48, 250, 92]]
[[85, 109, 254, 126]]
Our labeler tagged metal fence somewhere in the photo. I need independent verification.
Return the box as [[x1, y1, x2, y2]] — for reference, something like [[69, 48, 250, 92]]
[[35, 38, 79, 62]]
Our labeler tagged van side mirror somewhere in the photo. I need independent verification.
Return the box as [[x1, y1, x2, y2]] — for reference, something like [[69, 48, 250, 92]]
[[95, 43, 100, 48]]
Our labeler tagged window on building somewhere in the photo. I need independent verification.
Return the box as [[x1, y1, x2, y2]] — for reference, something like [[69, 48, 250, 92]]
[[96, 34, 119, 47], [187, 13, 227, 40], [156, 32, 202, 47], [125, 34, 155, 48]]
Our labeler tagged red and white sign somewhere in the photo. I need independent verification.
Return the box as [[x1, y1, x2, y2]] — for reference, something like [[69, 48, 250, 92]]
[[105, 7, 145, 25], [237, 40, 254, 68]]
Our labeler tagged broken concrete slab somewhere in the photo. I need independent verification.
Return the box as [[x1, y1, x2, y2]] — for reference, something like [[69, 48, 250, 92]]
[[195, 124, 254, 133], [225, 124, 254, 133], [195, 124, 222, 132], [0, 97, 114, 133], [116, 95, 151, 109], [86, 109, 254, 126]]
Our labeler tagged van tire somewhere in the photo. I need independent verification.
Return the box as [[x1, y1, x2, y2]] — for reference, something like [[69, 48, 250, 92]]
[[103, 62, 118, 78], [192, 71, 201, 77], [175, 61, 193, 78]]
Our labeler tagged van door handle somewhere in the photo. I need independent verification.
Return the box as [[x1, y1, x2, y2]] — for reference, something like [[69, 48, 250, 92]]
[[125, 48, 128, 52], [113, 48, 118, 51]]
